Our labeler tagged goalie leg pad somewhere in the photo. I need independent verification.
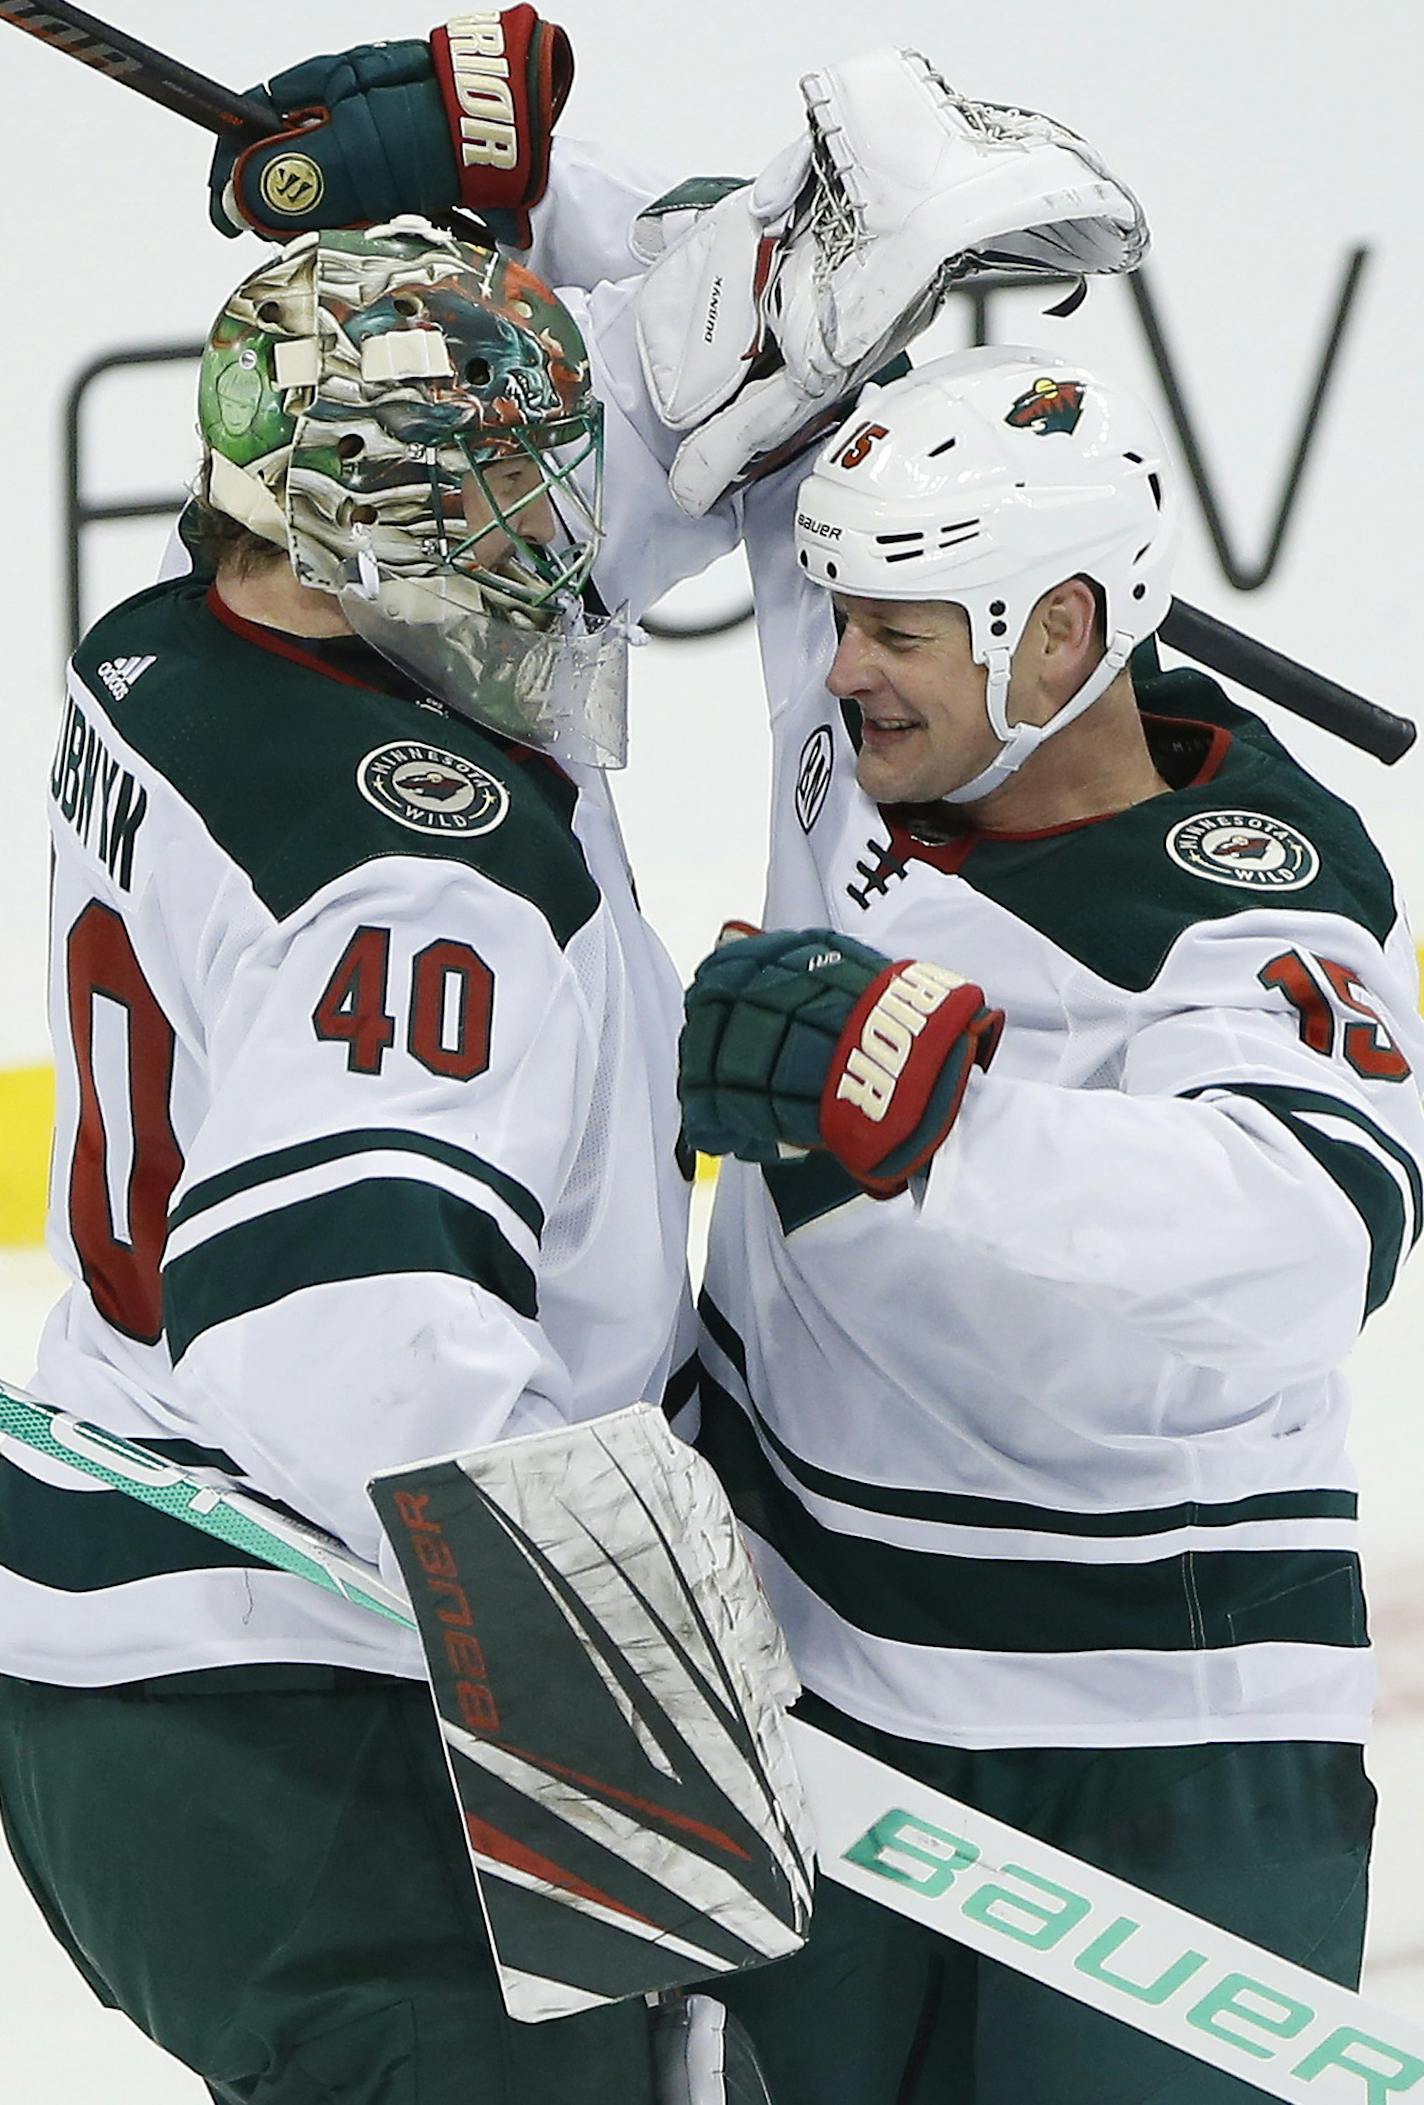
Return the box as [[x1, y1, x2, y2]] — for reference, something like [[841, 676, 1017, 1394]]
[[651, 1994, 775, 2105], [369, 1405, 814, 2023]]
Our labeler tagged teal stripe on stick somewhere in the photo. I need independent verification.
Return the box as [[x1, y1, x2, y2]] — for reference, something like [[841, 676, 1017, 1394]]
[[0, 1383, 413, 1628]]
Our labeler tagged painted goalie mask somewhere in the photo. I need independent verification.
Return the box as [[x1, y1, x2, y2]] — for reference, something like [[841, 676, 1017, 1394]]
[[198, 220, 628, 766]]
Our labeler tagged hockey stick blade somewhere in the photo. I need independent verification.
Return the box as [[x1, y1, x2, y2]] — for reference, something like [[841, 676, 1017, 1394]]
[[0, 1, 273, 140], [5, 1371, 1422, 2095], [1163, 599, 1416, 765]]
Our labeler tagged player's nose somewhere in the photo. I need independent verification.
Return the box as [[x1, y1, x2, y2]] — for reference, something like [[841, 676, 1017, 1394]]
[[826, 625, 878, 700], [517, 490, 558, 547]]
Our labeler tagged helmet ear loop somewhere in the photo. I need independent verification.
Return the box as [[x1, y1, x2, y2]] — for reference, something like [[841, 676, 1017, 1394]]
[[1044, 627, 1137, 742], [937, 630, 1046, 807], [983, 646, 1016, 743]]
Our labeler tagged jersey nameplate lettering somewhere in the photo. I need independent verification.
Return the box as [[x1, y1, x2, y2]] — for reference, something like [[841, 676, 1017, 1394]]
[[50, 693, 148, 893]]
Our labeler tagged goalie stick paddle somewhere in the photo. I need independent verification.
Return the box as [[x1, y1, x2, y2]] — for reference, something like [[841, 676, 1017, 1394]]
[[0, 1, 273, 140], [4, 1377, 1424, 2095]]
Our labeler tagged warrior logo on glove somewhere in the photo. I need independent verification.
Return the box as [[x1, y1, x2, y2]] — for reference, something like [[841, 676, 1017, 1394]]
[[680, 926, 1004, 1197], [259, 154, 325, 218]]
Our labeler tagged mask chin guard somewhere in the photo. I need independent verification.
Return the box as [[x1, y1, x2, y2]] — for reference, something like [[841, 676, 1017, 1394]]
[[337, 566, 634, 770]]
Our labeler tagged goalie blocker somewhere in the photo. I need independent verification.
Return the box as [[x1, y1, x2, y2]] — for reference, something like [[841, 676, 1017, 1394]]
[[368, 1404, 814, 2023]]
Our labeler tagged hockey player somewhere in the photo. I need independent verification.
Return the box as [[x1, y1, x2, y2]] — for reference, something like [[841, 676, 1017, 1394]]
[[675, 353, 1424, 2099], [0, 220, 797, 2102], [190, 24, 1424, 2098]]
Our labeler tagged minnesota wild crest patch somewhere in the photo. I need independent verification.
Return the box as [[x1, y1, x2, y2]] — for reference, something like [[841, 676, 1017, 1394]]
[[1165, 810, 1319, 891], [358, 742, 509, 837]]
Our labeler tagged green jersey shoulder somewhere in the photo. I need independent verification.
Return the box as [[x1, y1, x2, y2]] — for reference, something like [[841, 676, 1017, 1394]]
[[950, 664, 1400, 992], [68, 576, 599, 947]]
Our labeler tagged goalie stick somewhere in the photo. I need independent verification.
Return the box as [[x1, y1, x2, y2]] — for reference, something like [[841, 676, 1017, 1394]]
[[4, 7, 1417, 766], [3, 1376, 1422, 2099]]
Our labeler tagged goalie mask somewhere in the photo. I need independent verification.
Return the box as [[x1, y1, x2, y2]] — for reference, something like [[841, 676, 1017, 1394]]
[[794, 346, 1179, 802], [198, 221, 628, 767]]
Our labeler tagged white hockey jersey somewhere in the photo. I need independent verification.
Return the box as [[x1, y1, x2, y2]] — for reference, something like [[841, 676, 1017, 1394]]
[[697, 488, 1424, 1751], [524, 150, 1424, 1755], [1, 569, 694, 1686]]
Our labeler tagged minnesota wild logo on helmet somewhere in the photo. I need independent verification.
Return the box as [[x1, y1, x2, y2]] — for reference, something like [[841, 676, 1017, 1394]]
[[1003, 376, 1086, 436]]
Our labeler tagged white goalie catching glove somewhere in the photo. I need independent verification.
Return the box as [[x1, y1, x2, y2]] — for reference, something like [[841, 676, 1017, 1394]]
[[632, 47, 1149, 516]]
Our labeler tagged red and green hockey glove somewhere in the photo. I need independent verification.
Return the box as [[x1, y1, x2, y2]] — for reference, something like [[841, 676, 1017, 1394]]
[[209, 9, 574, 246], [679, 926, 1004, 1198]]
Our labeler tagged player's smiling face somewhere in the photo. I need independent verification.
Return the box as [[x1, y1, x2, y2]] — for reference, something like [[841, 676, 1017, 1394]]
[[827, 595, 1001, 805]]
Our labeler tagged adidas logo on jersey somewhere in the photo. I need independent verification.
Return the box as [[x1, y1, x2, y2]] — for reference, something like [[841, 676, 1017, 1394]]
[[96, 655, 155, 702]]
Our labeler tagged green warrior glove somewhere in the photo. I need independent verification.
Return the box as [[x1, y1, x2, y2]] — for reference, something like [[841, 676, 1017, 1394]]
[[209, 10, 573, 247], [679, 925, 1004, 1198]]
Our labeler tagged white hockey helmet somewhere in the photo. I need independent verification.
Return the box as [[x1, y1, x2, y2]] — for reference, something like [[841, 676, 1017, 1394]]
[[794, 345, 1178, 801]]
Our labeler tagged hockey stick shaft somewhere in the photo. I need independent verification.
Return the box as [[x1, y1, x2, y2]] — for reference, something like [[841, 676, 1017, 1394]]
[[1162, 598, 1416, 765], [794, 1724, 1424, 2100], [0, 1383, 411, 1626], [0, 1, 272, 140], [3, 1375, 1422, 2094]]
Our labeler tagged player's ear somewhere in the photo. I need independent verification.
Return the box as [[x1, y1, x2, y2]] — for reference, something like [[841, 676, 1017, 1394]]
[[1041, 578, 1098, 658], [1031, 580, 1100, 705]]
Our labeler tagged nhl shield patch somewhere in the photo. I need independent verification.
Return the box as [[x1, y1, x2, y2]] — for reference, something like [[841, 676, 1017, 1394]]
[[796, 725, 835, 832], [1165, 810, 1320, 892], [358, 742, 509, 838]]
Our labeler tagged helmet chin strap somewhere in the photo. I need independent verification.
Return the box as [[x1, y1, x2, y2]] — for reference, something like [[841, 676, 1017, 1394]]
[[939, 630, 1135, 806]]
